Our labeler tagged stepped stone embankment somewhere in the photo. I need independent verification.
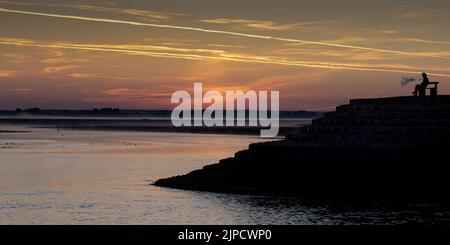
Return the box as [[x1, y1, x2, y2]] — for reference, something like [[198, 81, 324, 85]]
[[154, 96, 450, 201]]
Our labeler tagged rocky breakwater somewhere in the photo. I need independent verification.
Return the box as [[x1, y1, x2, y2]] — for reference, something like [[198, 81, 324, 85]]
[[154, 96, 450, 201]]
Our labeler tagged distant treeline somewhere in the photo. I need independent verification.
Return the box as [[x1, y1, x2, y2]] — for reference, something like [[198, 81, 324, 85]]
[[0, 108, 323, 118]]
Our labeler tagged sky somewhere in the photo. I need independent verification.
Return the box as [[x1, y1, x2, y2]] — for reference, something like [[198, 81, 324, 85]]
[[1, 0, 450, 110]]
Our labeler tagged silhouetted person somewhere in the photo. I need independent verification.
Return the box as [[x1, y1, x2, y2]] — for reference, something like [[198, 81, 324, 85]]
[[412, 73, 430, 96]]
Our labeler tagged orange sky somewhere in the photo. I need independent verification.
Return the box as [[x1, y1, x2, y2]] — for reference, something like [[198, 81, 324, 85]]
[[1, 0, 450, 110]]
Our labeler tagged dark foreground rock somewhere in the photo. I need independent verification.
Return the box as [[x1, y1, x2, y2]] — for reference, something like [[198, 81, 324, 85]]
[[154, 96, 450, 201]]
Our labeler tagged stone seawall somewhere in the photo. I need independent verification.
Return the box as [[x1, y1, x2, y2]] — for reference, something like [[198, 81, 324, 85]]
[[154, 96, 450, 201]]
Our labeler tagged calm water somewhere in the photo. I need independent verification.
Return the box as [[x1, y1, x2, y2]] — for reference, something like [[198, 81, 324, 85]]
[[1, 125, 449, 224]]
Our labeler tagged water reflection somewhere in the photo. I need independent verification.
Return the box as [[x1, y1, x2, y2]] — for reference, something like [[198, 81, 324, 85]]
[[1, 126, 449, 224]]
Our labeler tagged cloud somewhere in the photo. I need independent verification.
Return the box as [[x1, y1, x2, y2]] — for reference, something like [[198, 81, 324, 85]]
[[2, 37, 450, 78], [67, 73, 95, 79], [199, 18, 309, 31], [392, 37, 450, 46], [2, 53, 29, 63], [0, 88, 33, 93], [68, 73, 136, 80], [13, 88, 33, 93], [380, 30, 399, 34], [271, 47, 403, 61], [0, 1, 186, 21], [272, 47, 366, 59], [101, 88, 172, 99], [1, 7, 448, 60], [0, 36, 33, 44], [77, 43, 226, 55], [42, 65, 80, 74], [206, 44, 247, 48], [41, 57, 91, 64], [0, 69, 17, 77], [398, 9, 443, 20]]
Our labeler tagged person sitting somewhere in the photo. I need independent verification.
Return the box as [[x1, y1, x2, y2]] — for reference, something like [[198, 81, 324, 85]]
[[412, 73, 430, 96]]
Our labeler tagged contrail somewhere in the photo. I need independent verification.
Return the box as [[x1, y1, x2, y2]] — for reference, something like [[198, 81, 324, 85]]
[[0, 7, 449, 60], [1, 39, 450, 78]]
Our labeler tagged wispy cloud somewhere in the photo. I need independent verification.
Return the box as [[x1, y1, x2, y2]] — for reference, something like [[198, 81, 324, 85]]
[[399, 9, 443, 19], [392, 37, 450, 46], [0, 69, 17, 78], [41, 56, 91, 64], [81, 43, 227, 55], [2, 37, 450, 78], [67, 73, 96, 79], [87, 88, 176, 108], [271, 48, 394, 61], [199, 18, 328, 31], [0, 88, 33, 93], [101, 88, 172, 99], [13, 88, 33, 93], [42, 65, 80, 74], [1, 7, 448, 60], [0, 1, 186, 21], [380, 30, 399, 35], [68, 73, 136, 80], [2, 53, 29, 63]]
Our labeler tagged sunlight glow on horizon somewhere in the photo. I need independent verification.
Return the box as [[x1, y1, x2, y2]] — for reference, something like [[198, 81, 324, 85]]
[[1, 0, 450, 110]]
